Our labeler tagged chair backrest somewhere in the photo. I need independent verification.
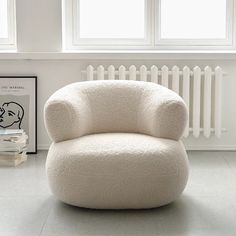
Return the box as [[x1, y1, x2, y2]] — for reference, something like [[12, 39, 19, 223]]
[[45, 80, 187, 142], [80, 81, 145, 134]]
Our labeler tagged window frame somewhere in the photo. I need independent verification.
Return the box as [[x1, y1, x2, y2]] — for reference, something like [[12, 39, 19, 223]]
[[63, 0, 235, 50], [0, 0, 16, 50], [63, 0, 153, 50], [155, 0, 234, 50]]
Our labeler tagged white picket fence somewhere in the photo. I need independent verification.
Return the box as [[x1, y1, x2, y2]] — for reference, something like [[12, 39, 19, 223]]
[[82, 65, 225, 138]]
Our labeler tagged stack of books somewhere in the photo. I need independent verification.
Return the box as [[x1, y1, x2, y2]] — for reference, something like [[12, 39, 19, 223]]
[[0, 129, 28, 166]]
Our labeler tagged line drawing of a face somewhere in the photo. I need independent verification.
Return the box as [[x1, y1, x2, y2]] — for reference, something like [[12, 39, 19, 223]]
[[0, 102, 24, 129]]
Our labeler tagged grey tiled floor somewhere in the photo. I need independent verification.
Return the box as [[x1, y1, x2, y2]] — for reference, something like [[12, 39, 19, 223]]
[[1, 151, 236, 236]]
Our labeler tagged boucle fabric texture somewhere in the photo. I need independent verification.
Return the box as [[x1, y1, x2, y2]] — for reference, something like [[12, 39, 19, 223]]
[[44, 80, 187, 142], [44, 81, 189, 209]]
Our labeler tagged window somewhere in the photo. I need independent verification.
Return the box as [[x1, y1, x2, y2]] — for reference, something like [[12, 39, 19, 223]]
[[0, 0, 16, 50], [157, 0, 233, 48], [63, 0, 234, 50], [63, 0, 151, 49], [79, 0, 146, 39]]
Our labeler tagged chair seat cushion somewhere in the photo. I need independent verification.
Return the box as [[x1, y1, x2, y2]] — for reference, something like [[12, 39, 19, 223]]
[[46, 133, 189, 209]]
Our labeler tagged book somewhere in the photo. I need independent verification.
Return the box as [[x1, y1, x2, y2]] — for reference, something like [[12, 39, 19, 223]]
[[0, 154, 27, 167], [0, 133, 28, 142], [0, 129, 24, 137], [0, 143, 26, 153], [0, 129, 28, 167], [0, 151, 27, 160]]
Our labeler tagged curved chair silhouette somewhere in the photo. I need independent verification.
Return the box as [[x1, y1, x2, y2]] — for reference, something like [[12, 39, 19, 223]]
[[44, 80, 189, 209]]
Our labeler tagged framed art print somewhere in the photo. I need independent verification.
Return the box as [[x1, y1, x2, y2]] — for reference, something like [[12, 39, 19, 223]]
[[0, 76, 37, 154]]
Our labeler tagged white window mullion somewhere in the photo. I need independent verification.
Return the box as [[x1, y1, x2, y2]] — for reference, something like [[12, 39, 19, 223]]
[[233, 0, 236, 48], [7, 0, 16, 45], [150, 0, 156, 47], [225, 0, 234, 44]]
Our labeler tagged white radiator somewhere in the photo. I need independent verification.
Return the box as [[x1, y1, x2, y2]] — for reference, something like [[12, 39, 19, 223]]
[[82, 65, 225, 138]]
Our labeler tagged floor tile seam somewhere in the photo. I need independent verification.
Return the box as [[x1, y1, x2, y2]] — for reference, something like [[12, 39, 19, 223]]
[[38, 204, 54, 236]]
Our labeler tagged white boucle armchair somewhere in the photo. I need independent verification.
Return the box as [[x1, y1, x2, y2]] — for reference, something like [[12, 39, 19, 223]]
[[44, 80, 189, 209]]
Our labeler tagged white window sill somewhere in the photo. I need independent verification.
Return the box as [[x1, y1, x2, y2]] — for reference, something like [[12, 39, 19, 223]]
[[1, 51, 236, 60]]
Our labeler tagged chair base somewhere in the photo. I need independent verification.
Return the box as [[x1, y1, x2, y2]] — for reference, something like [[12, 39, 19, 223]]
[[46, 133, 189, 209]]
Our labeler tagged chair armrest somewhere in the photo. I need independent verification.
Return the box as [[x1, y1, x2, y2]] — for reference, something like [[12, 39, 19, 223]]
[[139, 86, 188, 141], [44, 84, 89, 143]]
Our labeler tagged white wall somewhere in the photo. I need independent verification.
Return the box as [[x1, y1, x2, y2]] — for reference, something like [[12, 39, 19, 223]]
[[0, 0, 236, 150], [16, 0, 62, 52]]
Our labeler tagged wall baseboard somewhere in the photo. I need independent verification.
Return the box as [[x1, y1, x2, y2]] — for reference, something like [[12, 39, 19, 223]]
[[37, 144, 236, 151], [185, 145, 236, 151], [38, 144, 50, 150]]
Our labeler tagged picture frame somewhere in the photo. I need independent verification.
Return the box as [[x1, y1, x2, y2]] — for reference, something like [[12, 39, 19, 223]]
[[0, 76, 37, 154]]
